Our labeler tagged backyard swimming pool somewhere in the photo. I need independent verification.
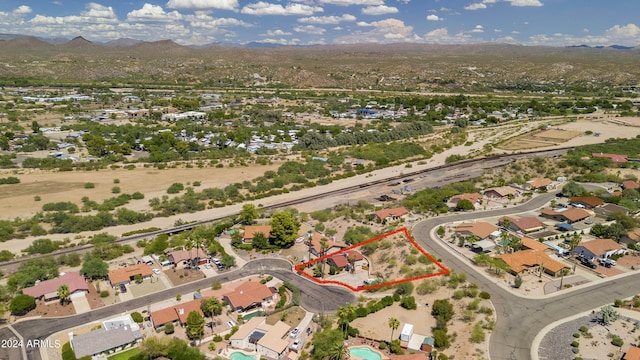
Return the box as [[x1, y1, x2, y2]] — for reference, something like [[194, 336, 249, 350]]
[[229, 352, 256, 360], [349, 347, 383, 360]]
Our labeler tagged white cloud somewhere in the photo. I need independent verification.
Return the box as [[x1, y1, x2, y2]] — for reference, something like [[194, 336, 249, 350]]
[[362, 5, 399, 15], [241, 2, 323, 16], [494, 28, 501, 33], [293, 25, 326, 35], [464, 3, 487, 10], [334, 18, 417, 44], [13, 6, 32, 15], [257, 37, 301, 45], [605, 23, 640, 39], [357, 21, 372, 27], [127, 4, 183, 22], [471, 25, 484, 33], [298, 14, 356, 24], [508, 0, 543, 7], [29, 3, 118, 25], [426, 14, 441, 21], [166, 0, 239, 11], [264, 29, 292, 36], [52, 1, 63, 5], [318, 0, 383, 5], [188, 13, 252, 29]]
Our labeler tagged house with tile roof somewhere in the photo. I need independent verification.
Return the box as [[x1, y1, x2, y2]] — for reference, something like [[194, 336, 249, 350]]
[[223, 281, 275, 312], [495, 250, 570, 276], [540, 208, 590, 224], [22, 272, 88, 302], [305, 233, 347, 257], [483, 186, 520, 199], [449, 193, 483, 205], [569, 196, 604, 209], [592, 153, 627, 163], [519, 237, 552, 252], [454, 222, 499, 240], [573, 239, 626, 260], [107, 264, 153, 287], [243, 225, 272, 243], [230, 317, 291, 360], [500, 216, 546, 233], [623, 345, 640, 360], [622, 180, 640, 190], [524, 177, 554, 191], [168, 249, 200, 268], [374, 207, 409, 222], [326, 250, 365, 270], [150, 298, 206, 329]]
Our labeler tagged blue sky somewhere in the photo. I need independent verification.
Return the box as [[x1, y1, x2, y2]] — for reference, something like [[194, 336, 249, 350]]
[[0, 1, 638, 46]]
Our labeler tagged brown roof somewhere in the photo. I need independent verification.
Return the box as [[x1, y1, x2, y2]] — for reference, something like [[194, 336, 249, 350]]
[[22, 272, 88, 299], [519, 237, 551, 252], [243, 225, 272, 240], [454, 222, 499, 239], [570, 196, 604, 207], [307, 233, 347, 255], [623, 180, 640, 189], [150, 306, 180, 327], [223, 281, 273, 310], [578, 239, 624, 256], [176, 299, 204, 324], [327, 251, 364, 268], [496, 250, 568, 274], [374, 207, 409, 220], [592, 153, 627, 162], [627, 228, 640, 242], [511, 217, 546, 231], [450, 193, 483, 203], [168, 249, 192, 264], [540, 208, 590, 222], [108, 264, 153, 285], [150, 297, 206, 327], [527, 177, 553, 188], [484, 186, 518, 197], [623, 346, 640, 360]]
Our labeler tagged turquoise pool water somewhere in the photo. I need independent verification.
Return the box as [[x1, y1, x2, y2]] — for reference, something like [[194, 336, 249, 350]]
[[349, 347, 382, 360], [229, 352, 256, 360]]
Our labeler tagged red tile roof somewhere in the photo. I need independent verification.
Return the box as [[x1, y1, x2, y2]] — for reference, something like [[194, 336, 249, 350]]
[[22, 272, 88, 299], [570, 196, 604, 208], [307, 233, 347, 255], [243, 225, 272, 240], [454, 222, 499, 239], [108, 264, 153, 285], [623, 180, 640, 189], [623, 346, 640, 360], [150, 306, 180, 327], [450, 193, 483, 203], [519, 237, 551, 252], [540, 208, 590, 222], [374, 207, 409, 220], [496, 250, 568, 274], [328, 251, 364, 268], [223, 281, 273, 310], [526, 177, 553, 189], [592, 153, 628, 162], [511, 217, 546, 231]]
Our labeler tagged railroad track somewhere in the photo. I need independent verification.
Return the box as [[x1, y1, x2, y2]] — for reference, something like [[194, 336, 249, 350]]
[[0, 146, 571, 271]]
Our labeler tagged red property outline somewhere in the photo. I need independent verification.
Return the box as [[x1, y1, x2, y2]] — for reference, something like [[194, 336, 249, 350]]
[[294, 227, 449, 292]]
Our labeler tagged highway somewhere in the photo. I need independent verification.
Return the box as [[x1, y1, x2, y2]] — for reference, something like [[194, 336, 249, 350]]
[[411, 192, 640, 360]]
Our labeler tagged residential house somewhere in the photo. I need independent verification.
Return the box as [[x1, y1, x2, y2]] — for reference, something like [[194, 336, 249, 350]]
[[326, 250, 365, 271], [70, 316, 142, 358], [524, 177, 554, 191], [540, 208, 590, 224], [569, 196, 604, 209], [495, 250, 570, 277], [450, 193, 483, 204], [150, 298, 205, 329], [519, 237, 552, 253], [22, 272, 88, 302], [483, 186, 520, 199], [230, 317, 290, 360], [168, 249, 199, 268], [500, 216, 546, 234], [594, 203, 630, 217], [622, 180, 640, 190], [374, 207, 409, 223], [306, 233, 347, 257], [623, 345, 640, 360], [454, 222, 499, 240], [243, 225, 272, 243], [573, 239, 627, 260], [223, 281, 275, 312], [592, 153, 628, 163], [107, 264, 153, 287], [626, 229, 640, 243]]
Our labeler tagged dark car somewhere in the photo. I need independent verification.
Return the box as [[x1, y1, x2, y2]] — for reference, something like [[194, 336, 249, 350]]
[[119, 284, 127, 293]]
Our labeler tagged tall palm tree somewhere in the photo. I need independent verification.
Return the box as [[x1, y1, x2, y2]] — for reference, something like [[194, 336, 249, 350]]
[[57, 284, 70, 306], [336, 304, 356, 338], [328, 341, 348, 360], [388, 317, 400, 343]]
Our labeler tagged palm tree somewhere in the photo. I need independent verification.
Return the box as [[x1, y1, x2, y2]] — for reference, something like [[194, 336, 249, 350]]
[[328, 341, 348, 360], [57, 284, 70, 306], [336, 304, 356, 338], [388, 317, 400, 343], [320, 237, 329, 278]]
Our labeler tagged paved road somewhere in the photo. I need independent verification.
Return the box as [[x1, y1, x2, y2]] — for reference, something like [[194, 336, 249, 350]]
[[412, 192, 640, 360], [9, 258, 355, 360]]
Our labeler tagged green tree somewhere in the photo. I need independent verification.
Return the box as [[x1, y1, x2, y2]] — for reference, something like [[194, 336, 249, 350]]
[[388, 317, 400, 342], [336, 304, 356, 337], [239, 204, 260, 224], [10, 294, 36, 315], [328, 340, 348, 360], [561, 181, 587, 197], [455, 199, 474, 211], [598, 305, 619, 325], [433, 328, 450, 349], [186, 310, 205, 341], [80, 254, 109, 280], [270, 210, 300, 248], [131, 312, 144, 323], [311, 328, 343, 360], [252, 232, 269, 250], [200, 297, 223, 320], [57, 284, 70, 306], [221, 254, 236, 268], [432, 299, 455, 329]]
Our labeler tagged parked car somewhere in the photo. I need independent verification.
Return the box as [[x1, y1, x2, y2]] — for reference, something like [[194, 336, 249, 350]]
[[204, 263, 212, 269], [119, 284, 127, 293], [227, 320, 235, 327], [291, 339, 301, 351], [290, 327, 300, 338], [152, 268, 161, 275]]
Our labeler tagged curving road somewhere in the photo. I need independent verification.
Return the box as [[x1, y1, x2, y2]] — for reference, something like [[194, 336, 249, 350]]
[[8, 258, 355, 360], [412, 192, 640, 360]]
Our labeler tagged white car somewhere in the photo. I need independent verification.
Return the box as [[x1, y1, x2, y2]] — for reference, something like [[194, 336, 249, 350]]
[[227, 320, 236, 327], [291, 339, 301, 351], [290, 327, 300, 338], [152, 268, 161, 275], [204, 263, 212, 269]]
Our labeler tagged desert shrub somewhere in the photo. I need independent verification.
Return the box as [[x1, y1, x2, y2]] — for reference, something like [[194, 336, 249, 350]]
[[10, 294, 36, 315], [479, 291, 491, 300], [400, 296, 417, 310], [164, 323, 175, 334], [100, 290, 109, 298], [571, 341, 579, 347], [84, 182, 95, 189], [167, 182, 185, 194]]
